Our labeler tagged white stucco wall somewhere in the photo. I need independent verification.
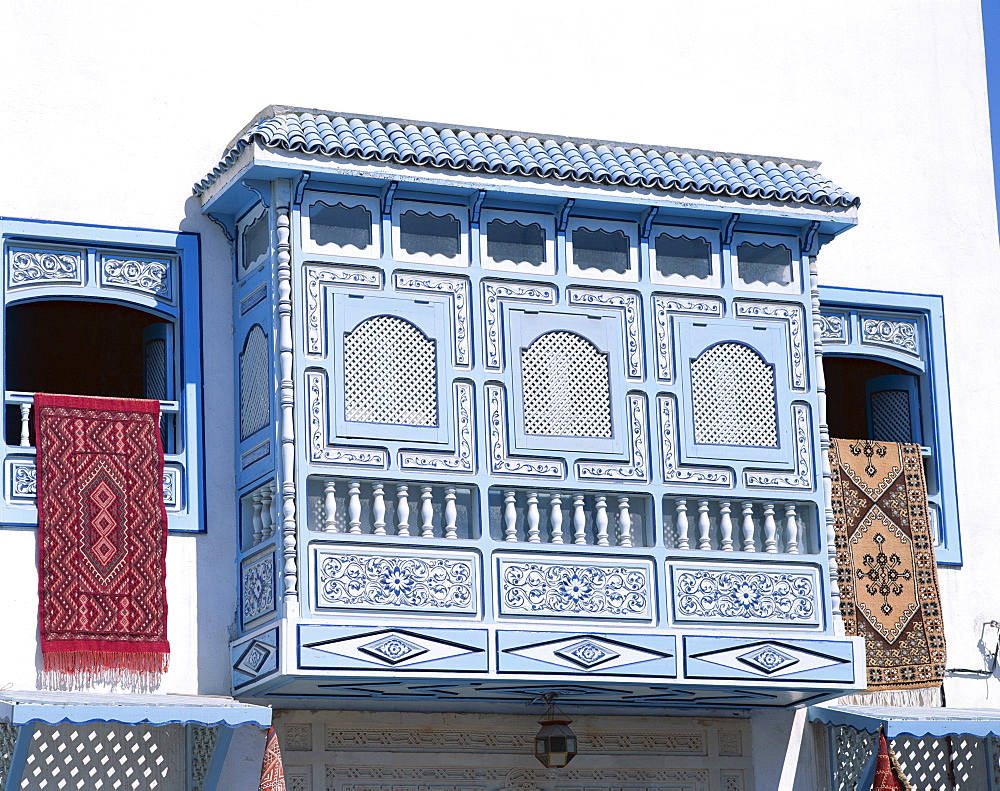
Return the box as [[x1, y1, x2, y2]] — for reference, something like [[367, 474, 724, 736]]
[[1, 1, 997, 788]]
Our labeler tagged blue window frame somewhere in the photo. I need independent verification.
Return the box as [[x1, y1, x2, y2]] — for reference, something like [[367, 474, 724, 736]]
[[819, 286, 959, 565], [0, 217, 204, 533]]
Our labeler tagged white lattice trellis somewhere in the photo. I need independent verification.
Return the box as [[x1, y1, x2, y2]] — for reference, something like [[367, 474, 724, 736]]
[[870, 389, 913, 443], [831, 724, 877, 791], [690, 342, 778, 448], [343, 316, 438, 426], [0, 722, 17, 785], [18, 723, 184, 790], [187, 725, 218, 790], [893, 733, 985, 790], [240, 325, 271, 440], [521, 331, 612, 438]]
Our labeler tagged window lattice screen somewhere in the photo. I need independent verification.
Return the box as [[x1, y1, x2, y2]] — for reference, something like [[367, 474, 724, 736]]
[[143, 339, 167, 402], [344, 316, 438, 426], [831, 725, 877, 791], [521, 331, 612, 438], [240, 325, 270, 441], [17, 723, 184, 790], [691, 342, 778, 447], [870, 389, 913, 443]]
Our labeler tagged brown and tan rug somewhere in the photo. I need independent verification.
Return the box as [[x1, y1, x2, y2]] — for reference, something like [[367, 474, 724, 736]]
[[829, 438, 945, 690]]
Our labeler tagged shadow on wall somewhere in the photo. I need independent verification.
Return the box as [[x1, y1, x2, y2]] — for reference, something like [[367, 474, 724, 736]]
[[180, 195, 239, 696]]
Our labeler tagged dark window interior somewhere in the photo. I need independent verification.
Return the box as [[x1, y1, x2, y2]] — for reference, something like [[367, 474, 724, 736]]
[[310, 202, 372, 249], [400, 210, 460, 257], [5, 300, 165, 444], [737, 241, 792, 286], [824, 356, 911, 440], [487, 219, 545, 266], [242, 212, 269, 271], [573, 228, 630, 274], [655, 233, 712, 279]]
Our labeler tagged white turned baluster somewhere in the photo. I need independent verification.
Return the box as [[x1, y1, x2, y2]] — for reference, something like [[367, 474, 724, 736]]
[[617, 496, 633, 548], [444, 488, 458, 539], [595, 495, 609, 546], [675, 499, 690, 549], [763, 502, 778, 553], [421, 486, 435, 538], [526, 492, 540, 543], [698, 500, 712, 550], [785, 503, 799, 554], [260, 485, 274, 540], [372, 483, 386, 535], [396, 484, 410, 537], [19, 403, 30, 447], [549, 493, 564, 544], [504, 491, 518, 541], [573, 495, 587, 545], [323, 480, 338, 533], [741, 501, 756, 552], [720, 501, 734, 551], [251, 490, 264, 545], [348, 481, 362, 534]]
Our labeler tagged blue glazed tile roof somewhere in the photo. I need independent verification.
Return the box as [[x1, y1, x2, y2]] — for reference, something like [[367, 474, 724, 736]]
[[195, 107, 859, 209]]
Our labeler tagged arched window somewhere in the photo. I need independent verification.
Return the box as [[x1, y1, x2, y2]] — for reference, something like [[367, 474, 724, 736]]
[[690, 342, 778, 448], [343, 316, 438, 427], [520, 331, 612, 438], [239, 325, 270, 441]]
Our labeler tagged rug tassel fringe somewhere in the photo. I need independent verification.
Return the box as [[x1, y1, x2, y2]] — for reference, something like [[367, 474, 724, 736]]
[[41, 651, 169, 692], [838, 685, 943, 708]]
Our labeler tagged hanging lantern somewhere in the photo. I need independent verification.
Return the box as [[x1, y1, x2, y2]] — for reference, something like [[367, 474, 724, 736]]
[[534, 697, 578, 768]]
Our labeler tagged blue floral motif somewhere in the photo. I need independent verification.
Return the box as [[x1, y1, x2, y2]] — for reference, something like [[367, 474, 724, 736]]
[[674, 569, 816, 622], [500, 561, 650, 618], [318, 553, 476, 612], [242, 554, 276, 623]]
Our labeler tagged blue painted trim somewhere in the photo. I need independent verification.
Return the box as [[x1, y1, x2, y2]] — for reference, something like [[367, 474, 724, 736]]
[[809, 705, 1000, 739], [4, 722, 35, 791], [818, 286, 961, 565], [201, 724, 235, 791], [0, 698, 270, 727]]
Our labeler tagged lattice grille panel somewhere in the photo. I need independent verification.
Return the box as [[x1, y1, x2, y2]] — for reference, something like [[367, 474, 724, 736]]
[[240, 325, 271, 440], [344, 316, 438, 427], [691, 342, 778, 447], [187, 725, 218, 791], [19, 723, 183, 790], [870, 389, 913, 443], [521, 331, 612, 438], [831, 725, 877, 791], [893, 734, 983, 790], [0, 722, 17, 785], [143, 339, 167, 402]]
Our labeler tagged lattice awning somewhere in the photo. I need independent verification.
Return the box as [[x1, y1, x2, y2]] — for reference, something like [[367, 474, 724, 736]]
[[810, 705, 1000, 738], [0, 690, 271, 727]]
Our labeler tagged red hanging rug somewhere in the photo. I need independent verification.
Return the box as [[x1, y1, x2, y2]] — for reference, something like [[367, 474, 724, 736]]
[[34, 393, 169, 687], [258, 727, 286, 791]]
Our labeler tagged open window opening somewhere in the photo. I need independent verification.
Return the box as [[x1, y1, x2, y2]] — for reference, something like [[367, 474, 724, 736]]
[[5, 299, 175, 449], [824, 355, 940, 534]]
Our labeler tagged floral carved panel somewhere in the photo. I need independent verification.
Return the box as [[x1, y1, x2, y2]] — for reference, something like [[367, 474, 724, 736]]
[[315, 548, 479, 615], [496, 555, 654, 621], [671, 564, 820, 625]]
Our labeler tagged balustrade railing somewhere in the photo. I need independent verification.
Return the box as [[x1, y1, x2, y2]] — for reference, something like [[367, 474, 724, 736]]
[[663, 497, 813, 554], [4, 391, 180, 453], [488, 488, 651, 547], [304, 477, 477, 541]]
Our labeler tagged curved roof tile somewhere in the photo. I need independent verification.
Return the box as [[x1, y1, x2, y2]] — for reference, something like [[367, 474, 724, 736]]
[[194, 109, 859, 208]]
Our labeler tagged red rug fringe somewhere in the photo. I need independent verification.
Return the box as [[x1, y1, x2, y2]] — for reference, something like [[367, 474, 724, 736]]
[[43, 651, 169, 676]]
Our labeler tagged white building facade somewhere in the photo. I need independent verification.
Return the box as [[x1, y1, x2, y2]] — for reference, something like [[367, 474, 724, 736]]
[[0, 2, 998, 789]]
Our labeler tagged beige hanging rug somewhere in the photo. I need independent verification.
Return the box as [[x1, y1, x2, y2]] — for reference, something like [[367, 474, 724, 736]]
[[829, 439, 945, 690]]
